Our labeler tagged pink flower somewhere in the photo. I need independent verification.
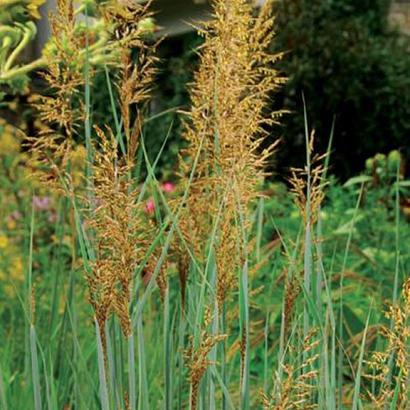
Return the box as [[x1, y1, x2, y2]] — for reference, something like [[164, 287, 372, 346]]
[[33, 196, 51, 211], [145, 198, 155, 214], [161, 182, 175, 193]]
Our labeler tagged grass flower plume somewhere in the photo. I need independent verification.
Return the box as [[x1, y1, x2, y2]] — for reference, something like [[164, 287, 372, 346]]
[[180, 0, 284, 307]]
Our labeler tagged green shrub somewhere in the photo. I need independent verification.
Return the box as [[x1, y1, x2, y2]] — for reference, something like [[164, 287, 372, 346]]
[[271, 0, 410, 179]]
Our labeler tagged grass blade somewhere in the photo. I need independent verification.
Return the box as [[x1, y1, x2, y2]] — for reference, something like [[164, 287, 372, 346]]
[[95, 318, 110, 410], [128, 334, 136, 410], [30, 325, 42, 410]]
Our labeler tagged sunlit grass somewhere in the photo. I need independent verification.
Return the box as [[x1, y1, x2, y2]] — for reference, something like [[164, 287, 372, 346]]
[[0, 0, 409, 409]]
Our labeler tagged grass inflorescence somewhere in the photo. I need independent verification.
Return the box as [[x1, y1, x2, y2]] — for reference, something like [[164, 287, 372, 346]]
[[0, 0, 408, 409]]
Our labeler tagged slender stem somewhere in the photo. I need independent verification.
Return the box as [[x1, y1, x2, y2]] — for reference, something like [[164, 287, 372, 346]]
[[0, 36, 13, 71], [4, 28, 32, 72], [0, 57, 46, 82], [220, 305, 227, 410]]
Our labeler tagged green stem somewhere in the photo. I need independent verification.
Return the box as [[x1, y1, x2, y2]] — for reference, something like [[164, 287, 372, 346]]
[[0, 36, 12, 71], [4, 28, 31, 72], [0, 57, 46, 82]]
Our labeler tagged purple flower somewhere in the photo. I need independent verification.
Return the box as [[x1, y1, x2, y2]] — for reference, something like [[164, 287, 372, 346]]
[[33, 196, 51, 211]]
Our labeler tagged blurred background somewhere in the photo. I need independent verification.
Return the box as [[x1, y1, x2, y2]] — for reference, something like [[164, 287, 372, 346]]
[[5, 0, 410, 179]]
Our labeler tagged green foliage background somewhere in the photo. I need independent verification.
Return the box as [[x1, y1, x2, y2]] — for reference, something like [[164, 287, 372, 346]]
[[271, 0, 410, 179]]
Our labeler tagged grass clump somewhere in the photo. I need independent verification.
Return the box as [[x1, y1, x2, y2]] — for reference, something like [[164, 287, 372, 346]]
[[0, 0, 408, 409]]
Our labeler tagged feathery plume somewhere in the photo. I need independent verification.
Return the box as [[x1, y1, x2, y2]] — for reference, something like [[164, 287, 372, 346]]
[[260, 328, 319, 409], [27, 0, 160, 342], [179, 0, 285, 307], [365, 279, 410, 408], [185, 307, 227, 409]]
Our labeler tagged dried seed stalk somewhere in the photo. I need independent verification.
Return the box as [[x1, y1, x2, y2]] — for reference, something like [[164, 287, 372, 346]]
[[261, 328, 319, 409], [86, 127, 166, 342], [185, 307, 227, 409], [179, 0, 284, 307], [365, 279, 410, 408], [29, 0, 161, 341]]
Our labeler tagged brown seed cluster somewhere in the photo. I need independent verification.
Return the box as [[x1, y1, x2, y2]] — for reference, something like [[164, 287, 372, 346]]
[[82, 2, 161, 340], [283, 133, 328, 334], [29, 0, 161, 343], [289, 132, 327, 226], [185, 307, 227, 409], [178, 0, 284, 308], [261, 329, 319, 409], [116, 47, 158, 166], [29, 0, 157, 187], [28, 0, 85, 191], [365, 279, 410, 408], [85, 126, 154, 339]]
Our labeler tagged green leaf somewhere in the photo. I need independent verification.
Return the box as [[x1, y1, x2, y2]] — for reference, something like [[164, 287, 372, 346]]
[[397, 180, 410, 187], [343, 175, 372, 187]]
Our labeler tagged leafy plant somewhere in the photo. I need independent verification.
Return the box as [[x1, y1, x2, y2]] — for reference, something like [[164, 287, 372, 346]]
[[271, 0, 410, 179]]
